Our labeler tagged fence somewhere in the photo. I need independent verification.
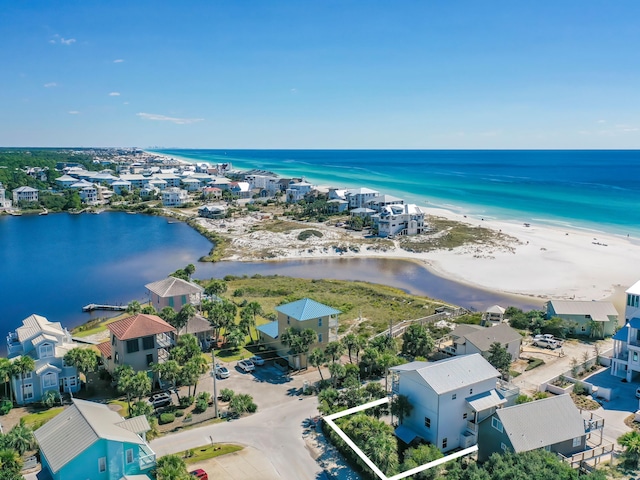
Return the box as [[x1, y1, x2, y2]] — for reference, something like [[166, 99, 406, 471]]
[[370, 307, 469, 340]]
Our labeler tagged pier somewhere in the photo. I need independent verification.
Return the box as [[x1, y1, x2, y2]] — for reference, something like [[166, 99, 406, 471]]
[[82, 303, 127, 312]]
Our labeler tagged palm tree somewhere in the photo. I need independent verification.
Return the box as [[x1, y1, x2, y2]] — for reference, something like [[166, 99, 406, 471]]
[[0, 358, 12, 399], [378, 352, 397, 391], [240, 301, 262, 343], [155, 454, 190, 480], [41, 390, 60, 408], [129, 371, 152, 403], [64, 347, 98, 387], [239, 309, 255, 343], [0, 449, 22, 476], [391, 394, 413, 425], [7, 420, 34, 455], [184, 355, 208, 397], [328, 362, 346, 388], [126, 300, 142, 315], [342, 333, 359, 364], [364, 434, 398, 476], [280, 328, 317, 369], [175, 303, 196, 331], [325, 341, 345, 363], [115, 364, 135, 412], [619, 431, 640, 468], [159, 306, 177, 325], [308, 348, 326, 380], [12, 356, 35, 404], [226, 326, 246, 351], [152, 360, 181, 399], [184, 263, 196, 280], [205, 279, 227, 298]]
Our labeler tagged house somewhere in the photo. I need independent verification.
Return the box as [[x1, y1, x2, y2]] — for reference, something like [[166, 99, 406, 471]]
[[482, 305, 506, 326], [477, 394, 588, 462], [79, 185, 98, 204], [327, 198, 349, 213], [181, 177, 202, 192], [245, 174, 280, 194], [230, 181, 252, 199], [98, 314, 176, 377], [376, 204, 426, 237], [119, 174, 148, 189], [446, 323, 522, 361], [12, 186, 39, 204], [546, 300, 619, 338], [349, 207, 376, 219], [345, 187, 379, 209], [198, 204, 227, 219], [35, 398, 155, 480], [152, 173, 181, 188], [390, 354, 511, 452], [6, 314, 81, 404], [611, 280, 640, 380], [202, 187, 222, 200], [55, 174, 81, 189], [145, 276, 204, 310], [209, 176, 232, 191], [257, 298, 340, 369], [112, 179, 132, 195], [177, 314, 214, 350], [161, 187, 189, 207], [365, 194, 404, 213], [286, 181, 312, 203], [0, 182, 12, 210]]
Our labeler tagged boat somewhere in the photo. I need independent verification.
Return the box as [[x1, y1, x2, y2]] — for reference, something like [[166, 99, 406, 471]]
[[39, 211, 48, 216]]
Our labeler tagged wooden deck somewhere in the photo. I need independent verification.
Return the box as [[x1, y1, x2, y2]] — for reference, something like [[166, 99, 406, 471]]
[[82, 303, 127, 312]]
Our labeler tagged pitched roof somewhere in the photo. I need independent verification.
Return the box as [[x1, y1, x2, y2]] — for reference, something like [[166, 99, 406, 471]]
[[495, 394, 585, 452], [96, 341, 112, 358], [145, 277, 204, 298], [548, 300, 618, 322], [275, 298, 341, 321], [116, 416, 151, 435], [463, 324, 522, 352], [178, 314, 213, 336], [108, 314, 175, 340], [346, 187, 379, 195], [34, 399, 147, 474], [390, 354, 500, 394], [486, 305, 506, 314], [16, 314, 65, 343], [452, 324, 484, 342], [257, 321, 279, 339], [627, 280, 640, 296]]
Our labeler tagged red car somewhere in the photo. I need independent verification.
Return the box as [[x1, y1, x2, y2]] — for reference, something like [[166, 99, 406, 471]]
[[190, 469, 208, 480]]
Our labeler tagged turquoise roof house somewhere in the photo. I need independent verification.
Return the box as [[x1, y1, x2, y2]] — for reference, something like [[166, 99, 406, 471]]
[[34, 399, 155, 480]]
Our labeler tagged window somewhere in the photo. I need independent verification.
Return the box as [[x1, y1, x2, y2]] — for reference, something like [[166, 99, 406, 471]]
[[40, 343, 54, 358], [146, 354, 153, 366], [452, 393, 457, 400], [634, 352, 638, 362], [43, 373, 56, 388], [318, 318, 323, 327], [98, 457, 106, 473], [463, 413, 468, 420], [442, 438, 448, 449], [112, 335, 117, 346], [23, 384, 33, 400], [169, 297, 174, 308], [581, 325, 586, 332], [318, 333, 323, 343], [69, 376, 77, 387], [181, 295, 187, 305], [127, 339, 140, 354], [544, 445, 551, 452], [469, 388, 473, 394], [25, 372, 32, 380], [424, 417, 431, 428], [572, 437, 582, 447], [491, 417, 503, 433], [142, 336, 155, 350], [114, 352, 120, 364], [126, 448, 134, 464]]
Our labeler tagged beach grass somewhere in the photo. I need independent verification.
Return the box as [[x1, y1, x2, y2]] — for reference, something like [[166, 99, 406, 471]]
[[182, 444, 243, 464], [252, 219, 304, 234], [221, 275, 453, 337]]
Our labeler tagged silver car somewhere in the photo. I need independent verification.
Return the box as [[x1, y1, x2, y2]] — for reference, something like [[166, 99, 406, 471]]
[[237, 359, 255, 373]]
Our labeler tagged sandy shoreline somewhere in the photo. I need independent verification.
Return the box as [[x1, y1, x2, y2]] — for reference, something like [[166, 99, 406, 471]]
[[152, 150, 638, 310]]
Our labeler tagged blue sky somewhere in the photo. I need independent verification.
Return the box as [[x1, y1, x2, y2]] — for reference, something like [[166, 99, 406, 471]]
[[1, 1, 639, 148]]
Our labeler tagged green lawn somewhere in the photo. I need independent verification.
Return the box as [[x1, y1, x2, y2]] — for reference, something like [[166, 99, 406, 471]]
[[108, 400, 129, 418], [180, 444, 243, 464], [23, 407, 64, 428]]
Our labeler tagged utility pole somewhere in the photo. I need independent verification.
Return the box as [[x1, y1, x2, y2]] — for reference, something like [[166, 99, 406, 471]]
[[212, 346, 219, 418]]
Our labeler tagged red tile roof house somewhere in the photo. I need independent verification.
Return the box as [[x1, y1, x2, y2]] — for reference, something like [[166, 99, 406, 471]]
[[97, 314, 176, 384]]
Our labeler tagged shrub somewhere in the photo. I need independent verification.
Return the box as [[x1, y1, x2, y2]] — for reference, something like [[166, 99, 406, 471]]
[[247, 402, 258, 413], [174, 410, 184, 417], [533, 391, 549, 400], [573, 382, 586, 396], [0, 398, 13, 415], [525, 358, 545, 371], [298, 229, 323, 241], [159, 413, 175, 424], [219, 388, 235, 402], [179, 396, 194, 408], [195, 398, 208, 413], [233, 289, 244, 297]]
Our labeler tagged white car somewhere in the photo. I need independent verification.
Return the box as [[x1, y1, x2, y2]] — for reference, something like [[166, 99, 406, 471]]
[[237, 359, 255, 373], [214, 364, 230, 379], [249, 355, 265, 366], [533, 338, 559, 349]]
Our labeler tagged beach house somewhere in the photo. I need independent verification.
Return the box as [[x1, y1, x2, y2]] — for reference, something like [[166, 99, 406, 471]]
[[97, 314, 176, 378], [198, 204, 227, 219], [546, 300, 619, 338], [12, 185, 39, 204], [345, 187, 379, 209], [7, 314, 81, 404], [445, 323, 522, 361], [55, 174, 81, 189], [257, 298, 340, 369], [286, 181, 313, 203], [161, 187, 189, 207], [376, 204, 426, 237], [611, 280, 640, 380], [365, 194, 404, 213], [145, 276, 204, 310], [0, 182, 12, 210], [35, 398, 156, 480], [111, 179, 132, 195], [482, 305, 506, 326], [390, 354, 510, 452], [477, 395, 591, 462]]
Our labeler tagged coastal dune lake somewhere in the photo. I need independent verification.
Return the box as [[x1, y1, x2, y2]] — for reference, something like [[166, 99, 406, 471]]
[[0, 212, 539, 337]]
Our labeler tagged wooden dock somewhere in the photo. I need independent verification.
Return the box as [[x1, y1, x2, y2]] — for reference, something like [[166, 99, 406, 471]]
[[82, 303, 127, 312]]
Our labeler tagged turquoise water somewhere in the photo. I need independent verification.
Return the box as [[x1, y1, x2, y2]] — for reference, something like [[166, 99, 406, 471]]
[[155, 149, 640, 236]]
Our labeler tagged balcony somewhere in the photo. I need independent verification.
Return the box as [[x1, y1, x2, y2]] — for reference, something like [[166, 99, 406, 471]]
[[329, 318, 339, 328], [613, 351, 629, 362], [156, 333, 173, 349], [139, 444, 156, 470], [466, 420, 479, 434]]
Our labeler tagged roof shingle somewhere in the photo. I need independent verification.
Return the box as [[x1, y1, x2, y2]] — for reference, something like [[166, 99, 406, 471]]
[[108, 314, 175, 340]]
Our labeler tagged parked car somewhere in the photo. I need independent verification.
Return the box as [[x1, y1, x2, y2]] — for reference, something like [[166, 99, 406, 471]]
[[215, 364, 230, 379], [533, 338, 559, 349], [249, 355, 265, 366], [237, 359, 255, 372], [190, 469, 208, 480], [148, 392, 172, 408]]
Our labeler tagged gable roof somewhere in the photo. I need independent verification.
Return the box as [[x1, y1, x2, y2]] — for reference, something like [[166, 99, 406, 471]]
[[178, 314, 213, 336], [463, 324, 522, 352], [390, 354, 500, 394], [486, 305, 506, 314], [257, 321, 279, 339], [452, 324, 484, 341], [548, 300, 618, 322], [34, 399, 148, 474], [16, 314, 66, 343], [275, 298, 341, 321], [627, 280, 640, 296], [495, 394, 585, 452], [96, 341, 112, 358], [145, 277, 204, 298], [108, 314, 175, 340]]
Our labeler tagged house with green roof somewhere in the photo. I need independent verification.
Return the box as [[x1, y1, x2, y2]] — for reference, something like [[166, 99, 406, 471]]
[[34, 398, 155, 480], [257, 298, 340, 369]]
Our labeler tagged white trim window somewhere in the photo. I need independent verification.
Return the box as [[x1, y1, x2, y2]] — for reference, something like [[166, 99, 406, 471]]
[[572, 436, 582, 447], [25, 371, 32, 380], [98, 457, 106, 473], [23, 384, 34, 400], [126, 448, 134, 464], [491, 417, 503, 433], [40, 343, 54, 358], [42, 372, 57, 389]]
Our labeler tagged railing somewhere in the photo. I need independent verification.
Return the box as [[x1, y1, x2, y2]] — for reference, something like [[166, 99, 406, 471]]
[[139, 444, 156, 470], [156, 333, 172, 349], [613, 351, 629, 361], [370, 308, 468, 340], [329, 318, 339, 328], [558, 443, 614, 469], [466, 420, 479, 434]]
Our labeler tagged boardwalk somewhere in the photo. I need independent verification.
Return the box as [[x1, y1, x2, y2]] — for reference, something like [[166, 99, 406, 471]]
[[81, 303, 127, 312]]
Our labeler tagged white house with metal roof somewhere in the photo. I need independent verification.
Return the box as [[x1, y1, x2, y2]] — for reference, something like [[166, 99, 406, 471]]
[[257, 298, 340, 369], [6, 314, 81, 404], [477, 394, 592, 462], [546, 300, 619, 338], [12, 185, 38, 204], [35, 398, 155, 480], [375, 203, 426, 238], [611, 280, 640, 380], [345, 187, 379, 209], [389, 354, 508, 453], [161, 187, 189, 207]]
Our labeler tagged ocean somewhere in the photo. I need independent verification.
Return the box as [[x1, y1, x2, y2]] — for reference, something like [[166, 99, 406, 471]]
[[155, 149, 640, 237]]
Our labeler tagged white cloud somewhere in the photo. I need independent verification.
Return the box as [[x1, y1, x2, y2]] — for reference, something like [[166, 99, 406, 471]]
[[68, 111, 80, 115], [123, 102, 129, 105], [50, 34, 76, 45], [44, 82, 57, 88], [109, 92, 121, 96], [113, 59, 124, 63], [136, 112, 204, 125]]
